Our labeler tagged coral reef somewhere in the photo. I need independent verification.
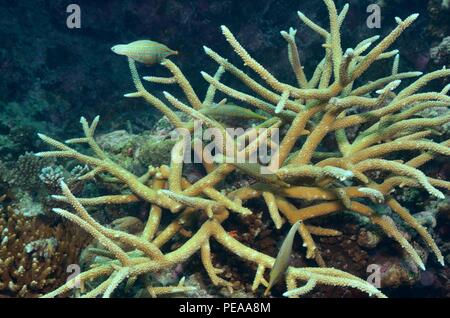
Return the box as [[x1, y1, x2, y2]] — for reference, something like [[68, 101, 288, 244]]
[[427, 0, 450, 40], [0, 196, 88, 297], [0, 152, 53, 193], [0, 152, 88, 219], [430, 36, 450, 67], [36, 0, 449, 298]]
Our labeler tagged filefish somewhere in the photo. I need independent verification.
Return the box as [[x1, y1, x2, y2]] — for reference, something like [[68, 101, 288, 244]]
[[111, 40, 178, 65], [214, 155, 290, 188], [200, 103, 268, 121], [265, 220, 301, 295]]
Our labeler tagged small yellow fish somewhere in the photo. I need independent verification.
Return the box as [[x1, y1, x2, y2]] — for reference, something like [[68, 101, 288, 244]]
[[265, 220, 301, 295], [200, 103, 268, 121], [111, 40, 178, 65]]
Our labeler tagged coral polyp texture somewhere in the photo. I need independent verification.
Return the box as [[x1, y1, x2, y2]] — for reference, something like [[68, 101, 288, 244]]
[[0, 200, 87, 297], [36, 0, 449, 298]]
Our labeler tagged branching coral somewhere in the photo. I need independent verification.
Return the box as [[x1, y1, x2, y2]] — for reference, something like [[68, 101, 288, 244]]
[[36, 0, 449, 298]]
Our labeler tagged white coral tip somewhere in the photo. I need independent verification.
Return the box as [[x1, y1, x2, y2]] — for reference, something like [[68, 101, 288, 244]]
[[203, 46, 211, 53], [124, 92, 140, 98]]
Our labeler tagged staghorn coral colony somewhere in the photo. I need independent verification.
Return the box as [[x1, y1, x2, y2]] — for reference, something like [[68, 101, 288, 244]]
[[1, 0, 448, 298], [33, 0, 450, 298]]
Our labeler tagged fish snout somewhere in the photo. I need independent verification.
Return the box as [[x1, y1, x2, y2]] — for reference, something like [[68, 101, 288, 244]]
[[111, 44, 126, 55]]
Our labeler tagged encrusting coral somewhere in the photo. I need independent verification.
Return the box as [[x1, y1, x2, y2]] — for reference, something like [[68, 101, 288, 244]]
[[36, 0, 449, 298]]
